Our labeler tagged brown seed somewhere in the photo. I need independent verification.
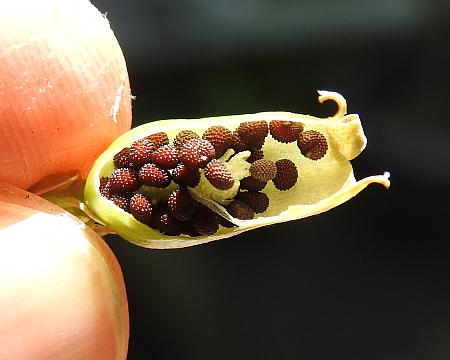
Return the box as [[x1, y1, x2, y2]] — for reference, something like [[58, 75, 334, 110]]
[[297, 130, 328, 160], [172, 163, 201, 187], [150, 144, 179, 169], [272, 159, 298, 191], [179, 138, 216, 169], [130, 193, 153, 224], [113, 147, 131, 169], [191, 206, 221, 236], [173, 130, 200, 149], [240, 176, 267, 192], [249, 159, 277, 182], [109, 168, 140, 192], [226, 200, 254, 220], [202, 125, 233, 158], [204, 159, 234, 190], [167, 188, 198, 221], [154, 207, 182, 235], [236, 120, 268, 145], [269, 120, 303, 143], [146, 132, 169, 148], [247, 148, 264, 163], [138, 163, 171, 188], [236, 191, 269, 214], [129, 139, 157, 168], [99, 177, 111, 198], [110, 193, 132, 212]]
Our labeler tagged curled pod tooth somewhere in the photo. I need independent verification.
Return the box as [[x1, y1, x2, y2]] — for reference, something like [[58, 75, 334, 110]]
[[85, 91, 390, 248]]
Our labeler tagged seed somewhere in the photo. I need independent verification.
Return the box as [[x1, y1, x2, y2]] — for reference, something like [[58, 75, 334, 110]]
[[226, 199, 255, 220], [172, 163, 201, 187], [154, 207, 182, 235], [204, 159, 234, 190], [269, 120, 303, 143], [247, 148, 264, 163], [109, 168, 140, 192], [191, 206, 220, 236], [138, 163, 171, 188], [202, 125, 233, 158], [150, 144, 179, 169], [167, 188, 198, 221], [130, 193, 153, 224], [272, 159, 298, 191], [236, 120, 268, 145], [113, 147, 131, 169], [297, 130, 328, 160], [249, 159, 277, 182], [129, 139, 157, 168], [230, 131, 249, 152], [236, 191, 269, 214], [173, 130, 199, 149], [179, 138, 216, 169], [99, 177, 111, 198], [240, 176, 267, 192], [146, 132, 169, 148], [110, 193, 132, 212]]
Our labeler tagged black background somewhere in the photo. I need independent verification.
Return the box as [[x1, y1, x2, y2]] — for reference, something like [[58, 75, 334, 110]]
[[91, 1, 450, 359]]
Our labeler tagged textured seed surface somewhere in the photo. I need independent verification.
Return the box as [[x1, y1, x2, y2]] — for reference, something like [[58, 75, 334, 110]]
[[230, 132, 249, 152], [167, 188, 198, 221], [236, 120, 268, 144], [130, 193, 153, 224], [226, 200, 255, 220], [146, 132, 169, 148], [138, 163, 171, 188], [273, 159, 298, 191], [297, 130, 328, 160], [249, 159, 277, 182], [173, 130, 200, 149], [180, 138, 216, 169], [129, 139, 156, 168], [191, 208, 220, 236], [110, 193, 132, 212], [113, 147, 131, 169], [204, 159, 234, 190], [109, 168, 140, 192], [202, 125, 233, 158], [172, 163, 201, 187], [99, 177, 111, 198], [247, 148, 264, 163], [236, 191, 269, 213], [269, 120, 303, 143], [151, 144, 179, 169], [155, 208, 182, 235], [240, 176, 267, 192]]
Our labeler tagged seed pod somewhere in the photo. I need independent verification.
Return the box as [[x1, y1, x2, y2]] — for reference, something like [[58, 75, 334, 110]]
[[85, 91, 390, 248]]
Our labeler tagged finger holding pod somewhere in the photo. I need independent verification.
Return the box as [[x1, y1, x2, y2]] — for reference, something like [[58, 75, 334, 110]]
[[84, 91, 390, 249]]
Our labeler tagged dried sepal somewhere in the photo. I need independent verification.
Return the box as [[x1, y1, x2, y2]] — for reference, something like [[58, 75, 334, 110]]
[[84, 91, 390, 248]]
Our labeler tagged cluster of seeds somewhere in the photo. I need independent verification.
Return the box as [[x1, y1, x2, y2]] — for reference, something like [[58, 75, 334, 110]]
[[99, 120, 328, 237]]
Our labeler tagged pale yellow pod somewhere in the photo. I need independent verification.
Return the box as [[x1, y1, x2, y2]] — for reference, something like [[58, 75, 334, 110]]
[[84, 91, 390, 248]]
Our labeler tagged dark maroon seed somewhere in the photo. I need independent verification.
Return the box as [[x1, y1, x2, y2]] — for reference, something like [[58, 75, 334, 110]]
[[172, 163, 201, 187], [109, 168, 140, 192], [138, 163, 171, 188], [130, 193, 153, 224], [110, 193, 132, 213], [226, 200, 254, 220], [113, 147, 131, 169], [129, 139, 157, 168], [167, 188, 198, 221]]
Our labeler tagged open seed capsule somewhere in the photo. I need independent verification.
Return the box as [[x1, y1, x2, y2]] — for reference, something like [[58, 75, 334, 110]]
[[84, 91, 390, 248]]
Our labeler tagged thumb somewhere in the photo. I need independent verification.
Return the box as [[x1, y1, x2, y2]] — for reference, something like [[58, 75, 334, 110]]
[[0, 0, 132, 190]]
